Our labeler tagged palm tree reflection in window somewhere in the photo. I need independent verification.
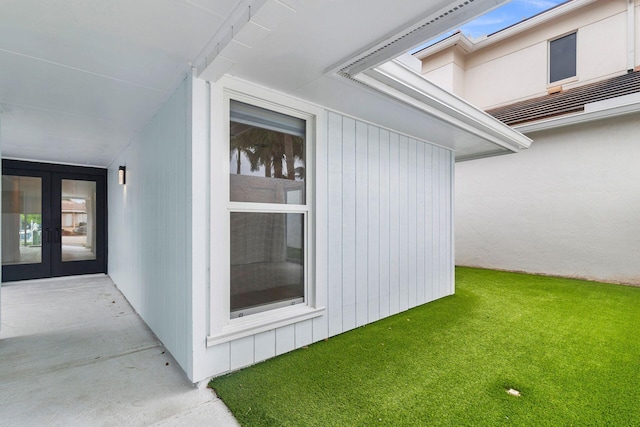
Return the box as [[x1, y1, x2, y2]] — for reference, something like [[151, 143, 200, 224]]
[[230, 121, 305, 204]]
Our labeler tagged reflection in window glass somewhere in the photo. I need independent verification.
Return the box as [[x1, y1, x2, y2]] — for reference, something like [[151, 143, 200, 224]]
[[61, 179, 97, 262], [550, 32, 576, 83], [230, 100, 306, 204], [230, 212, 304, 317], [1, 175, 42, 265]]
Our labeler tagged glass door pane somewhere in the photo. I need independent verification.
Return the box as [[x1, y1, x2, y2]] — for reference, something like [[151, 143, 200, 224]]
[[2, 175, 43, 265], [60, 179, 96, 262]]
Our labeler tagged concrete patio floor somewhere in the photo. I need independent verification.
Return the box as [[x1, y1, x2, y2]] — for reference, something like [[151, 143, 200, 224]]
[[0, 274, 240, 426]]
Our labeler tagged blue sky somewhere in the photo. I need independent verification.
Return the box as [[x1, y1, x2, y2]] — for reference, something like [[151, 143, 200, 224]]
[[413, 0, 568, 51]]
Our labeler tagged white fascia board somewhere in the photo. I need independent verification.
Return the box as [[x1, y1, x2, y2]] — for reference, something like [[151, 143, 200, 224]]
[[515, 92, 640, 134], [413, 32, 475, 60], [357, 60, 532, 153]]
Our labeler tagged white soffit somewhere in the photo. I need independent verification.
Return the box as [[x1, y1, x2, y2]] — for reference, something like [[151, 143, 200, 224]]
[[0, 0, 240, 166], [196, 0, 298, 82], [198, 0, 510, 84]]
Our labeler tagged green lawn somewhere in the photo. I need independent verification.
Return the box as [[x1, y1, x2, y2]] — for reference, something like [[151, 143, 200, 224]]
[[210, 267, 640, 426]]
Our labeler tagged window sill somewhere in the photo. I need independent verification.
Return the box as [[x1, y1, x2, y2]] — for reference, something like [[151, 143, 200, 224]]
[[206, 305, 325, 347], [547, 75, 577, 88]]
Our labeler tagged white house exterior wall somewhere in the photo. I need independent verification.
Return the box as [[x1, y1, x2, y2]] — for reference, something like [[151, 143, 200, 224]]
[[108, 73, 455, 382], [193, 104, 454, 381], [455, 113, 640, 285], [325, 112, 454, 335], [108, 74, 194, 375]]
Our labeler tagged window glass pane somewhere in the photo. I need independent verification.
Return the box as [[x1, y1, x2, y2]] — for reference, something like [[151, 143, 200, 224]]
[[230, 212, 304, 317], [550, 32, 576, 83], [230, 100, 306, 204], [2, 176, 42, 265], [61, 179, 96, 262]]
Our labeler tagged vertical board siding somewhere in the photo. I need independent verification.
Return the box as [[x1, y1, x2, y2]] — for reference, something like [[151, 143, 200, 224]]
[[275, 324, 296, 355], [432, 147, 441, 300], [215, 112, 453, 376], [378, 130, 391, 319], [355, 122, 369, 327], [324, 112, 454, 336], [416, 141, 426, 306], [327, 112, 343, 337], [254, 330, 276, 363], [108, 75, 192, 373], [407, 138, 418, 309], [424, 145, 434, 302], [295, 319, 314, 348], [445, 150, 454, 295], [398, 135, 409, 312], [388, 132, 401, 315], [341, 118, 357, 332], [230, 336, 254, 371], [367, 125, 380, 323]]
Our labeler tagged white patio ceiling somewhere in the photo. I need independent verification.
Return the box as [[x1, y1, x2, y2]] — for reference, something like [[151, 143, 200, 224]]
[[0, 0, 515, 167]]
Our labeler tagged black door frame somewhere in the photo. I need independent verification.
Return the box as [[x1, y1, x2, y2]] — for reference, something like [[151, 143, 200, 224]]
[[2, 160, 108, 282]]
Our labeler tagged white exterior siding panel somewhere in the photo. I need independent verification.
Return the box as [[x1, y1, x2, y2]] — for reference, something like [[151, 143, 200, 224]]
[[230, 336, 254, 371], [108, 74, 192, 375], [325, 112, 454, 320], [295, 319, 313, 348], [398, 135, 410, 312], [341, 117, 357, 332], [388, 132, 401, 315], [407, 138, 418, 309], [355, 121, 369, 327], [254, 330, 276, 363], [201, 110, 453, 379], [275, 324, 296, 355], [415, 140, 426, 306], [326, 112, 344, 337], [367, 125, 380, 323], [378, 129, 391, 319]]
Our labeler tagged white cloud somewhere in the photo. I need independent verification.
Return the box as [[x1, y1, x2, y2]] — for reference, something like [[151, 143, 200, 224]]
[[516, 0, 563, 10], [463, 16, 509, 28]]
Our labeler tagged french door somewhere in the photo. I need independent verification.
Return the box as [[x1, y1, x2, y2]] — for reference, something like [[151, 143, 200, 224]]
[[2, 160, 107, 282]]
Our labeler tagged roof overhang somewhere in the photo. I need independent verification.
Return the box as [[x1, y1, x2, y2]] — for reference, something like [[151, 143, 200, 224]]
[[348, 60, 532, 160], [197, 0, 531, 162], [0, 0, 533, 166]]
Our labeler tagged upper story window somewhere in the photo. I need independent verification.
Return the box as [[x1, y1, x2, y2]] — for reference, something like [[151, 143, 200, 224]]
[[549, 32, 577, 84]]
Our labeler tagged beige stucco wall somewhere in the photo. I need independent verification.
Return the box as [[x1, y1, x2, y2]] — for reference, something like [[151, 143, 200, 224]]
[[455, 113, 640, 285], [420, 0, 635, 109]]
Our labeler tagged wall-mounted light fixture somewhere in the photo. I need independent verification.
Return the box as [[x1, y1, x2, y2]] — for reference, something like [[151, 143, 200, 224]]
[[118, 166, 126, 185]]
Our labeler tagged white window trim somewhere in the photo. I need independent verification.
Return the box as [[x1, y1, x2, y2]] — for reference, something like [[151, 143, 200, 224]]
[[207, 77, 326, 347], [548, 30, 578, 86]]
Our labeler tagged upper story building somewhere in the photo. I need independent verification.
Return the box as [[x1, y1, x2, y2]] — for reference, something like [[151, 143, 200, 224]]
[[414, 0, 640, 111]]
